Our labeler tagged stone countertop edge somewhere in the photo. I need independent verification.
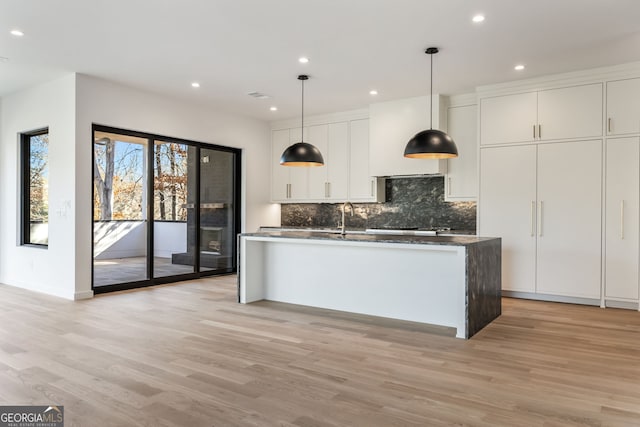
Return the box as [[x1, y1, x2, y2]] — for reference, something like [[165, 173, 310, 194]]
[[240, 231, 500, 247]]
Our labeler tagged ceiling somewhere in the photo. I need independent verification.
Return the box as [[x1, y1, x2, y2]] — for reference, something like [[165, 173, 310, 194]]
[[1, 0, 640, 121]]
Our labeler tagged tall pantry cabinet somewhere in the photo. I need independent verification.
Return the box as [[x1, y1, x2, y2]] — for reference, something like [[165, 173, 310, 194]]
[[605, 137, 639, 301], [480, 141, 602, 298], [480, 67, 640, 307]]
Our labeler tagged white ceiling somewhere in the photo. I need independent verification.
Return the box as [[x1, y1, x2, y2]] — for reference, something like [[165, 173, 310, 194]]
[[1, 0, 640, 121]]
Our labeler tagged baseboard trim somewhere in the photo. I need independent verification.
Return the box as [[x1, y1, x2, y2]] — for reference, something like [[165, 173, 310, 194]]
[[503, 291, 600, 306], [74, 290, 94, 300], [604, 299, 639, 310]]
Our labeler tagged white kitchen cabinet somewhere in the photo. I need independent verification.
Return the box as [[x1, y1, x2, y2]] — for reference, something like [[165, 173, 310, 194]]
[[606, 78, 640, 136], [479, 140, 602, 299], [537, 84, 603, 141], [369, 95, 447, 176], [326, 122, 349, 200], [287, 127, 310, 200], [605, 137, 639, 301], [270, 128, 309, 202], [308, 122, 350, 201], [535, 140, 602, 298], [480, 145, 537, 292], [271, 129, 292, 202], [307, 124, 330, 200], [480, 83, 603, 145], [272, 119, 382, 203], [445, 104, 477, 201], [349, 119, 384, 202], [480, 92, 537, 145]]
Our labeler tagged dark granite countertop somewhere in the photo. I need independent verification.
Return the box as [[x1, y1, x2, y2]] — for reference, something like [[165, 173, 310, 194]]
[[241, 230, 499, 247]]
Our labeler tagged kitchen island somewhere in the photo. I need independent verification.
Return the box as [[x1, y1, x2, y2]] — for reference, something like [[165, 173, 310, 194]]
[[238, 231, 501, 339]]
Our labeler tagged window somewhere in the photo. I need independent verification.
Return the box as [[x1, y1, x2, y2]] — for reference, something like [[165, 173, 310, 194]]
[[21, 128, 49, 246]]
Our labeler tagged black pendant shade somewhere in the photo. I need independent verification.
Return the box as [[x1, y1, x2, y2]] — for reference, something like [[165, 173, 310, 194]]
[[280, 142, 325, 166], [280, 75, 325, 167], [404, 47, 458, 159], [404, 129, 458, 159]]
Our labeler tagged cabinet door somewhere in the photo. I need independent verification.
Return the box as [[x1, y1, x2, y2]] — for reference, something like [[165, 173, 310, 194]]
[[307, 124, 329, 200], [537, 83, 603, 140], [607, 78, 640, 136], [479, 145, 536, 292], [480, 92, 537, 145], [288, 127, 309, 200], [536, 140, 602, 298], [271, 129, 290, 202], [446, 104, 477, 200], [605, 137, 639, 300], [327, 122, 349, 200], [350, 119, 376, 201]]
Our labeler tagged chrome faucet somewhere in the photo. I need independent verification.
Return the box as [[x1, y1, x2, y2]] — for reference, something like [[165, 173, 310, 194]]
[[340, 202, 354, 235]]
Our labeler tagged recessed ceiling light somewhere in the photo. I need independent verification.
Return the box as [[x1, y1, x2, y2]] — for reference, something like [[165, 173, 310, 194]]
[[369, 90, 378, 96], [270, 106, 278, 111], [472, 14, 485, 23], [514, 64, 525, 71], [10, 29, 24, 37], [298, 57, 309, 64], [191, 82, 200, 88]]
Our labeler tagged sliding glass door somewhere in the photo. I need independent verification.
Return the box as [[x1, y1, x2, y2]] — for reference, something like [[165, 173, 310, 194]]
[[93, 131, 149, 286], [153, 141, 196, 278], [199, 147, 237, 272], [92, 125, 241, 292]]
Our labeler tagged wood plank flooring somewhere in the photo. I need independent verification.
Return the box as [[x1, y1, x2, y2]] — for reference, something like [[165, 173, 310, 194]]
[[0, 275, 639, 426]]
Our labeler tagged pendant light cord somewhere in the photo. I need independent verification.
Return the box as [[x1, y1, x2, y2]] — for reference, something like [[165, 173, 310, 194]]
[[301, 78, 305, 142], [429, 51, 433, 130]]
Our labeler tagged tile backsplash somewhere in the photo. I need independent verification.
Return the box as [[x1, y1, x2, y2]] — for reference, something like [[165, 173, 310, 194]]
[[281, 176, 476, 232]]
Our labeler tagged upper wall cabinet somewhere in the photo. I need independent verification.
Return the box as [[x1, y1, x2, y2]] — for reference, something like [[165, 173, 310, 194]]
[[307, 123, 349, 201], [349, 119, 384, 202], [271, 118, 383, 203], [480, 92, 537, 145], [445, 103, 477, 201], [607, 78, 640, 136], [369, 95, 447, 176], [271, 128, 309, 202], [480, 83, 603, 145]]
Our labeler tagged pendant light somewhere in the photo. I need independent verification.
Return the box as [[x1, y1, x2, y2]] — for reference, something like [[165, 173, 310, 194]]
[[404, 47, 458, 159], [280, 75, 325, 167]]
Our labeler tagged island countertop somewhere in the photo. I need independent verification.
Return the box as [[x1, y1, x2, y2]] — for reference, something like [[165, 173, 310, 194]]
[[240, 230, 499, 247]]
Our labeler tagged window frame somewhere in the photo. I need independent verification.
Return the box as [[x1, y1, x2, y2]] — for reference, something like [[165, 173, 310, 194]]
[[20, 127, 50, 247]]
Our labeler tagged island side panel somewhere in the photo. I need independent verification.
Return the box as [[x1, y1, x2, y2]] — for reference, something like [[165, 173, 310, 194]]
[[252, 237, 468, 338], [466, 238, 502, 338], [239, 237, 266, 303]]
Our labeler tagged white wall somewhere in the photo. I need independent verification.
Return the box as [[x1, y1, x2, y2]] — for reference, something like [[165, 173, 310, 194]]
[[154, 222, 187, 258], [0, 73, 277, 300], [0, 74, 78, 299], [74, 74, 277, 298], [93, 221, 147, 259]]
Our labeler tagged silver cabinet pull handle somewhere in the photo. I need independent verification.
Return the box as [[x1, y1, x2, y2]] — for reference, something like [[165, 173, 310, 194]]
[[621, 200, 625, 239], [608, 118, 612, 133], [538, 124, 542, 139], [531, 201, 535, 237], [533, 124, 536, 139], [448, 177, 452, 196], [287, 183, 291, 199], [538, 201, 544, 237], [371, 179, 375, 197]]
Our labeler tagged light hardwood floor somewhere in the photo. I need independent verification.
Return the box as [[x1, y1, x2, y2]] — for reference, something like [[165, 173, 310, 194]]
[[0, 276, 639, 427]]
